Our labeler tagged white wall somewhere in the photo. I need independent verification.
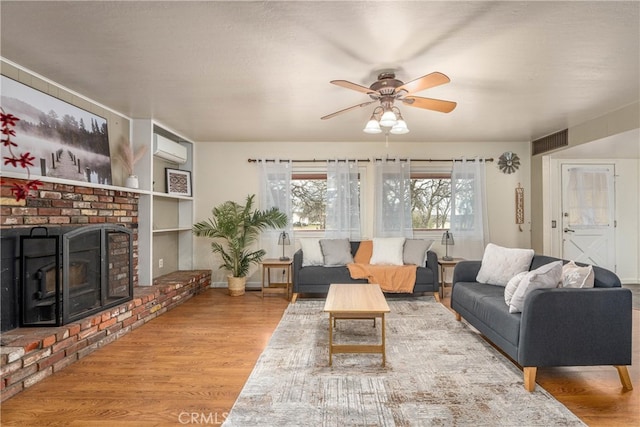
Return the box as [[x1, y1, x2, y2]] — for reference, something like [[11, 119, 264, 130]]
[[193, 140, 531, 285]]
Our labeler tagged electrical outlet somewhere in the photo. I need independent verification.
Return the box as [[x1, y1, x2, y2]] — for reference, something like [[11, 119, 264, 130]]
[[159, 258, 164, 268]]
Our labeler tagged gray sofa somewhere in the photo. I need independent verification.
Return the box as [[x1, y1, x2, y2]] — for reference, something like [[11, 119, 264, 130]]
[[451, 255, 633, 392], [292, 241, 439, 301]]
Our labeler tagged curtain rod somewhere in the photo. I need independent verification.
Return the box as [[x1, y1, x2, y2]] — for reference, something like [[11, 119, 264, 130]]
[[248, 157, 494, 163]]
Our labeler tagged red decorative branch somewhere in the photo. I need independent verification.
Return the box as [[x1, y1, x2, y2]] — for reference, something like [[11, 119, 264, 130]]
[[1, 108, 41, 201]]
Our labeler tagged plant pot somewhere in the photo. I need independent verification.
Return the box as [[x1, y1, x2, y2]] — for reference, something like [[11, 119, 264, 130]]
[[227, 275, 247, 296], [125, 175, 139, 189]]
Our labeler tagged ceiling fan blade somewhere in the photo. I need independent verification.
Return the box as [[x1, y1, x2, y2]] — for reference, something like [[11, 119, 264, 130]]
[[330, 80, 378, 95], [321, 101, 376, 120], [402, 96, 457, 113], [396, 72, 450, 95]]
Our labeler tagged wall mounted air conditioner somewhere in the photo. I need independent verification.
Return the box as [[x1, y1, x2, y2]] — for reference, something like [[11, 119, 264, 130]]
[[153, 134, 187, 164]]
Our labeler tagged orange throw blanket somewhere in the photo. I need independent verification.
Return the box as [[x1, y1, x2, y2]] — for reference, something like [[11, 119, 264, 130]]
[[347, 263, 417, 293]]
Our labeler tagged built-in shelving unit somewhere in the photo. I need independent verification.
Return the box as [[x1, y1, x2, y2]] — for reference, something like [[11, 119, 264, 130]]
[[132, 119, 195, 285]]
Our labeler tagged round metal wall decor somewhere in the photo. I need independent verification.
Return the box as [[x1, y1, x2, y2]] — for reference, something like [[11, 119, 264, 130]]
[[498, 151, 520, 174]]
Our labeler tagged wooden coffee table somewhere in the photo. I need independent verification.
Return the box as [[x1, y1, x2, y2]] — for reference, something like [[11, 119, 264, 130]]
[[323, 283, 390, 366]]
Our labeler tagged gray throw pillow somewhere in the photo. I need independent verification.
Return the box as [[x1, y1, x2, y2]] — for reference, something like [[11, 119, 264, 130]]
[[319, 238, 354, 266], [403, 239, 434, 266]]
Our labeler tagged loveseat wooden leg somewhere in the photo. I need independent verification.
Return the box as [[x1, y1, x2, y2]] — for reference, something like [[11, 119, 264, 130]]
[[454, 312, 461, 321], [615, 366, 633, 390], [524, 367, 537, 392], [291, 293, 298, 303]]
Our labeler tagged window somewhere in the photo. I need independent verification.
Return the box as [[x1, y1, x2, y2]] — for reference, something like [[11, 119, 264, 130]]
[[291, 173, 327, 231], [291, 169, 447, 232], [411, 172, 452, 230]]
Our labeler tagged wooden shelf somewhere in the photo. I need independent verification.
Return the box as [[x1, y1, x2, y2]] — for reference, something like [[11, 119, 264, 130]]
[[153, 227, 192, 233]]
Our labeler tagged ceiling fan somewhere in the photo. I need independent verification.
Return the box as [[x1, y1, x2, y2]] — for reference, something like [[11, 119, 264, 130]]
[[321, 71, 457, 129]]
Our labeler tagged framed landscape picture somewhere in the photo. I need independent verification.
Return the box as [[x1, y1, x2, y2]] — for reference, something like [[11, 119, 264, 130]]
[[165, 168, 191, 196], [0, 75, 112, 185]]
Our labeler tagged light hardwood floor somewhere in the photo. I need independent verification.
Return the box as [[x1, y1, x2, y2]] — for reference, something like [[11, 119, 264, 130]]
[[1, 288, 638, 426]]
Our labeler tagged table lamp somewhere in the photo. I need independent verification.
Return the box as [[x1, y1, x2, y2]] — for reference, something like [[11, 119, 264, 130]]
[[278, 231, 291, 261], [441, 231, 455, 261]]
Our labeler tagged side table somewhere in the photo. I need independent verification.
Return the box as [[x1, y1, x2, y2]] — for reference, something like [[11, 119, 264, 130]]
[[261, 258, 293, 300], [438, 258, 465, 299]]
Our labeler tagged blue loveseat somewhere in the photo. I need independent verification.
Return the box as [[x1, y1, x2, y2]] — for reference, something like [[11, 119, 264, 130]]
[[451, 254, 633, 392]]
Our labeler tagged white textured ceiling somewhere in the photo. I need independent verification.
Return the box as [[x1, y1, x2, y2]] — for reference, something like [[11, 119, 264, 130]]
[[1, 1, 638, 144]]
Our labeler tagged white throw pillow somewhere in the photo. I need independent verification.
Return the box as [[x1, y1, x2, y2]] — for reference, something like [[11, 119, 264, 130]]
[[504, 271, 528, 306], [561, 261, 595, 288], [299, 238, 324, 267], [476, 243, 535, 287], [403, 239, 434, 266], [370, 237, 406, 266], [508, 261, 563, 313]]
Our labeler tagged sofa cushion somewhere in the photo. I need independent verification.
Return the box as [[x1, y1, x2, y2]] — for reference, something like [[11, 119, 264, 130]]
[[561, 261, 595, 288], [299, 238, 324, 267], [476, 243, 535, 286], [370, 237, 406, 266], [320, 238, 354, 266], [508, 261, 562, 313], [452, 282, 522, 348], [403, 239, 434, 266], [298, 265, 365, 285]]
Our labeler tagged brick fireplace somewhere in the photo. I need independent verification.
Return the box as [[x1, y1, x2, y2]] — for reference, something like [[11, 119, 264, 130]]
[[0, 177, 212, 402], [1, 178, 140, 332]]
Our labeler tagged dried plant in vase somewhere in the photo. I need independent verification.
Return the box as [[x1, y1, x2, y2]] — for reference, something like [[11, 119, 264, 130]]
[[118, 138, 148, 188]]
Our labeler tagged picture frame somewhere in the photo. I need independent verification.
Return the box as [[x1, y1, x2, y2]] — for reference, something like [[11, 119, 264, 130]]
[[0, 75, 112, 185], [165, 168, 192, 197]]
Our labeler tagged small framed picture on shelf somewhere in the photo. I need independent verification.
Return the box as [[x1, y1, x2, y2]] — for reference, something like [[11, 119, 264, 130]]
[[165, 168, 192, 196]]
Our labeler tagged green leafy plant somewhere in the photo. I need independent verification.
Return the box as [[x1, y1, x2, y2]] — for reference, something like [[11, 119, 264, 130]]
[[193, 194, 287, 277]]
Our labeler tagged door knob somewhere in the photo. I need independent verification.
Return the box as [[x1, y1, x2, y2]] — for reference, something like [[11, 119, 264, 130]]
[[563, 228, 575, 233]]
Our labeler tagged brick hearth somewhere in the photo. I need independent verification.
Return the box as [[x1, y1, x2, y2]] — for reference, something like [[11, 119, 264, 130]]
[[0, 270, 211, 402], [1, 178, 211, 401]]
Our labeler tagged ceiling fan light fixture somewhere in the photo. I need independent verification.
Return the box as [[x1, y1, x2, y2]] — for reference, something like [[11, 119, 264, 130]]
[[363, 119, 382, 134], [390, 119, 409, 134], [379, 110, 397, 127]]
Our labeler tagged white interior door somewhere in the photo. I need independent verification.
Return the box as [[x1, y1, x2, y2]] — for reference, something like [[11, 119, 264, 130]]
[[561, 164, 616, 271]]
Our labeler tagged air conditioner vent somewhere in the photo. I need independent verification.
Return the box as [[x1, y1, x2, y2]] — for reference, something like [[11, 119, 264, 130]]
[[153, 134, 187, 164], [532, 129, 568, 155]]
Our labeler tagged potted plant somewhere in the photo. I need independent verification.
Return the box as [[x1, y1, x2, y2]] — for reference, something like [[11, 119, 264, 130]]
[[192, 194, 288, 296], [118, 137, 148, 188]]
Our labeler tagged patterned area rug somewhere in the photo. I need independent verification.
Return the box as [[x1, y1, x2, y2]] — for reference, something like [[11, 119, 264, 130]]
[[224, 297, 584, 426]]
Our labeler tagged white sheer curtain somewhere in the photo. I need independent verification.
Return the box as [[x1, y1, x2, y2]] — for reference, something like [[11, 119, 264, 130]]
[[566, 168, 612, 227], [449, 158, 489, 259], [374, 158, 413, 238], [259, 159, 292, 258], [325, 159, 361, 240]]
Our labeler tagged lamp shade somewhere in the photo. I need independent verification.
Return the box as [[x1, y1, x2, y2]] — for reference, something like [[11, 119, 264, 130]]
[[379, 110, 397, 127], [363, 119, 382, 134], [278, 231, 291, 246], [390, 119, 409, 134], [441, 231, 454, 245]]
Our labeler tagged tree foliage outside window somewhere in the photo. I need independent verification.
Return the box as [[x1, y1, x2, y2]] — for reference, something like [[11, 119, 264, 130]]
[[291, 172, 452, 232], [411, 174, 452, 230], [291, 175, 327, 230]]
